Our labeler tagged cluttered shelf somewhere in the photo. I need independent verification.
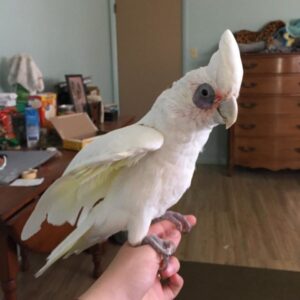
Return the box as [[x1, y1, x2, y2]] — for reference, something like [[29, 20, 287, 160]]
[[0, 91, 132, 151], [0, 54, 132, 152], [0, 54, 136, 188], [0, 60, 136, 187]]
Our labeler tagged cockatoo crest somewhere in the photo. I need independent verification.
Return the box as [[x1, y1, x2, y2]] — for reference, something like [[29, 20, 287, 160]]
[[206, 29, 243, 99]]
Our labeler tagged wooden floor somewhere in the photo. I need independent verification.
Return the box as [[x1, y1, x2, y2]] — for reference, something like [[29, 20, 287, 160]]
[[175, 165, 300, 272], [13, 245, 120, 300], [1, 165, 300, 299]]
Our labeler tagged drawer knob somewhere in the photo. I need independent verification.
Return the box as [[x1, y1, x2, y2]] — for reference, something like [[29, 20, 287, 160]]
[[240, 102, 257, 109], [238, 146, 255, 153], [297, 125, 300, 129], [239, 124, 256, 130], [243, 62, 257, 70], [295, 148, 300, 153], [242, 82, 257, 89]]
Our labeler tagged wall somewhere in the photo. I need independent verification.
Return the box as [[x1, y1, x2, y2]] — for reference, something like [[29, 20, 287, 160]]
[[183, 0, 300, 164], [1, 1, 299, 164], [0, 0, 113, 101]]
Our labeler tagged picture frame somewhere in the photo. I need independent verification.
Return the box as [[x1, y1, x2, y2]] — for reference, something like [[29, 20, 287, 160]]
[[65, 74, 87, 113]]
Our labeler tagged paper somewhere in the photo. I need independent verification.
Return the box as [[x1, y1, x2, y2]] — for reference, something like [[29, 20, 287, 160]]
[[0, 150, 57, 185], [10, 178, 44, 187]]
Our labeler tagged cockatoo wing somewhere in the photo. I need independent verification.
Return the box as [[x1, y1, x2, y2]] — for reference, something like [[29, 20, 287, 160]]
[[21, 124, 164, 241]]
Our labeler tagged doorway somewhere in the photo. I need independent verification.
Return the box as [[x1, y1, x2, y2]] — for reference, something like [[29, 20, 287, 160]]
[[114, 0, 182, 119]]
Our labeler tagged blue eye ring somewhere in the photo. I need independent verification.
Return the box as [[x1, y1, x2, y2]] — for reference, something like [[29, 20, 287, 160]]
[[193, 83, 215, 109]]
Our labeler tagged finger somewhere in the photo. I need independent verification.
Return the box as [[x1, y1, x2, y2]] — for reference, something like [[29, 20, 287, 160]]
[[149, 215, 197, 236], [163, 273, 184, 299], [186, 215, 197, 227], [160, 256, 180, 279]]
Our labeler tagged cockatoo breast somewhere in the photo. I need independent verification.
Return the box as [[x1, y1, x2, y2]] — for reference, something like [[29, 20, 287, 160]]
[[109, 126, 211, 219]]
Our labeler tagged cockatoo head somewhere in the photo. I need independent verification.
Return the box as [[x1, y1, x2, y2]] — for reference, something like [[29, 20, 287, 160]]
[[156, 30, 243, 131]]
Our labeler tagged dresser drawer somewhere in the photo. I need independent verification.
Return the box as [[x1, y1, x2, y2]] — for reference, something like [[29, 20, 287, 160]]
[[234, 137, 300, 161], [238, 95, 300, 114], [230, 53, 300, 172], [235, 115, 300, 137], [242, 54, 300, 74], [241, 75, 300, 95]]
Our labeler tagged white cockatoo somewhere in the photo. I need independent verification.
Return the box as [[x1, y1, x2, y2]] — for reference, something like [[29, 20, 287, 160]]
[[22, 30, 243, 276]]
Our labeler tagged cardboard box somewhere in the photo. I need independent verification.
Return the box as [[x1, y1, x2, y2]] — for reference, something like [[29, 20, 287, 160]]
[[50, 113, 99, 151]]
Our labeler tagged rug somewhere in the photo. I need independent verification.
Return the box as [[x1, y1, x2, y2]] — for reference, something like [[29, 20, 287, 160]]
[[178, 261, 300, 300]]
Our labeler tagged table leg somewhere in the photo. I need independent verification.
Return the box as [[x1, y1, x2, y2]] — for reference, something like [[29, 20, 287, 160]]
[[0, 233, 19, 300], [90, 243, 105, 279], [20, 246, 30, 272]]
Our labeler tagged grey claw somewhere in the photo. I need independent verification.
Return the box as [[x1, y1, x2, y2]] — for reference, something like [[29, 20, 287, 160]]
[[153, 211, 192, 233], [142, 235, 176, 270]]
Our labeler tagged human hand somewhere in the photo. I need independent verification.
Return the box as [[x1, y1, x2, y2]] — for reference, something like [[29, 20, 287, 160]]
[[79, 215, 196, 300]]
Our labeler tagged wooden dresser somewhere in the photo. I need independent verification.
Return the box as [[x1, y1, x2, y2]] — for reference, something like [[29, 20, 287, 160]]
[[229, 53, 300, 173]]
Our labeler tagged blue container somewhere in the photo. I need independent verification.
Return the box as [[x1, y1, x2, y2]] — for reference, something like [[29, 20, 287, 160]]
[[25, 107, 40, 148]]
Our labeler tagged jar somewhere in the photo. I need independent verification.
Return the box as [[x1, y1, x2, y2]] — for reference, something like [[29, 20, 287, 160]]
[[57, 104, 75, 115]]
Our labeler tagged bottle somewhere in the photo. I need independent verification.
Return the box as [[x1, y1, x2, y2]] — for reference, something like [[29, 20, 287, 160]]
[[25, 107, 40, 148]]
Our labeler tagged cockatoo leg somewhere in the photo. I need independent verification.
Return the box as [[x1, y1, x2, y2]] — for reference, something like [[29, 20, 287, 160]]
[[127, 213, 182, 269], [153, 211, 192, 233], [142, 235, 176, 269]]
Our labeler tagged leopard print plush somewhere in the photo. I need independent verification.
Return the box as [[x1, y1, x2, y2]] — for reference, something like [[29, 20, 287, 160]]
[[234, 20, 285, 46]]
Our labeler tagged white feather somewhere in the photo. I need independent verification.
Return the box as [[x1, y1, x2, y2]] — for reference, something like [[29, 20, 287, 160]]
[[21, 124, 163, 240], [35, 216, 94, 277], [63, 124, 163, 175]]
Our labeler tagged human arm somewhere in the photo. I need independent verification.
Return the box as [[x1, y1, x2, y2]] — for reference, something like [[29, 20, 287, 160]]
[[79, 215, 196, 300]]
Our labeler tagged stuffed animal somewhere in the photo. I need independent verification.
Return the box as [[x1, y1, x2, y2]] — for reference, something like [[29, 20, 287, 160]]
[[234, 20, 285, 48]]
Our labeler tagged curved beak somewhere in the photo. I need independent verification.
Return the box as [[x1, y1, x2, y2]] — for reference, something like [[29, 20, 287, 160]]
[[216, 97, 238, 129]]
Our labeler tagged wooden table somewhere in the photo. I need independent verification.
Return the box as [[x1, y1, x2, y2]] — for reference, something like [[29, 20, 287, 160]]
[[0, 151, 82, 300], [0, 116, 135, 300]]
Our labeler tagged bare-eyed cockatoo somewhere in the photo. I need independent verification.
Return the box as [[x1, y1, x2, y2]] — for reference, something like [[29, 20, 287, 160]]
[[22, 30, 243, 276]]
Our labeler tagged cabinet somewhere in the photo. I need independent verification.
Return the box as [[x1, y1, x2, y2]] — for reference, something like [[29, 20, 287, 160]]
[[229, 53, 300, 173]]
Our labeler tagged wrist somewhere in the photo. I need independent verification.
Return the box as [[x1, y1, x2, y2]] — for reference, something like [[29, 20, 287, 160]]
[[79, 273, 133, 300], [79, 267, 143, 300]]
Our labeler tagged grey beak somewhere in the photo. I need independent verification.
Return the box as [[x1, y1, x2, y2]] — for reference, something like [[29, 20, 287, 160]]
[[217, 97, 238, 129]]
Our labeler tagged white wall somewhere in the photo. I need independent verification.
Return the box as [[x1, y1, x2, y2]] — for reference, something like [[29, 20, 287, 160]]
[[0, 0, 113, 100]]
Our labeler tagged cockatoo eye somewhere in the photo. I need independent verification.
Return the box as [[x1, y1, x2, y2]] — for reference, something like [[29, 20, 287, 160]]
[[192, 83, 215, 109]]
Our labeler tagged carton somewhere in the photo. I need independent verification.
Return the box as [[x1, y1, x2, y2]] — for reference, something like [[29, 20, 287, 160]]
[[39, 93, 57, 128], [50, 113, 98, 151]]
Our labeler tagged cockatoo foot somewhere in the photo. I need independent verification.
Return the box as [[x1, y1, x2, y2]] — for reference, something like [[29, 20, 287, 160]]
[[153, 211, 192, 233], [142, 235, 176, 270]]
